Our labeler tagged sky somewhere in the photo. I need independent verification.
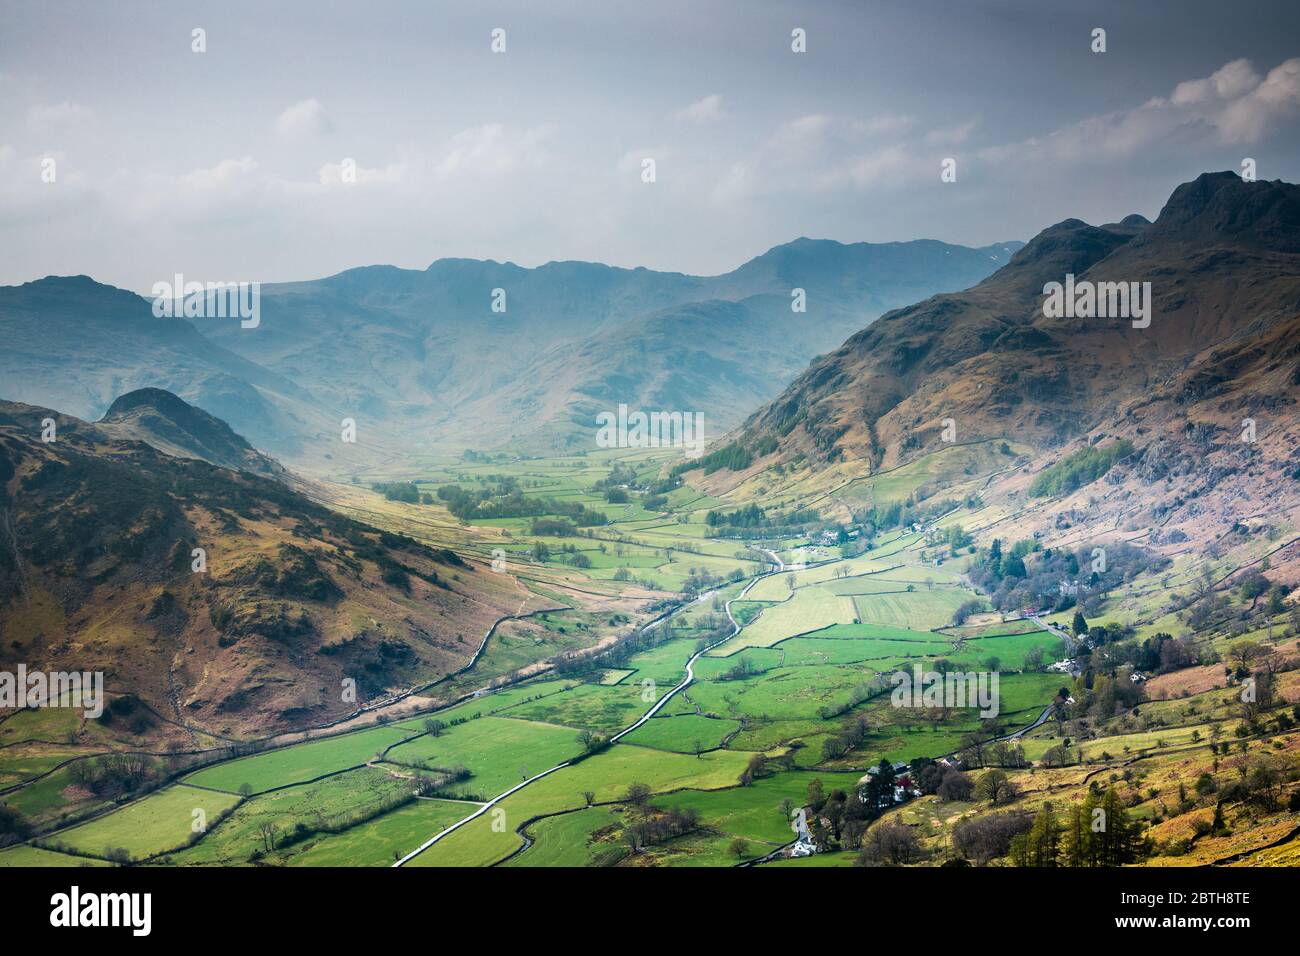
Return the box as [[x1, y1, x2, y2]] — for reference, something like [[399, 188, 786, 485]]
[[2, 0, 1299, 290]]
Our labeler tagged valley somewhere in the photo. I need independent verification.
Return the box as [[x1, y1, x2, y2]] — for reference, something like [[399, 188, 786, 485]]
[[5, 431, 1297, 869], [3, 173, 1299, 872]]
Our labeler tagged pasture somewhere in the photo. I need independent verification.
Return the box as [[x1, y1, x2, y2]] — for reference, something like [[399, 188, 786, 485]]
[[55, 784, 241, 861], [384, 716, 585, 797], [184, 724, 417, 794]]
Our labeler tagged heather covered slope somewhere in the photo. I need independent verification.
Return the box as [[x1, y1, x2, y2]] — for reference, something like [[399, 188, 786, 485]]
[[0, 399, 530, 737], [681, 173, 1300, 589], [740, 173, 1300, 471]]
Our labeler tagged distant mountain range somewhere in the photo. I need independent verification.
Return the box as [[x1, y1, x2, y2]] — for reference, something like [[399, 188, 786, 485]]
[[0, 238, 1020, 471]]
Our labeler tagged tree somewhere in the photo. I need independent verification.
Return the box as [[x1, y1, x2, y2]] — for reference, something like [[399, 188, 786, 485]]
[[1041, 744, 1073, 768], [1228, 640, 1263, 678], [1011, 804, 1061, 866], [423, 719, 445, 737], [806, 778, 826, 812], [729, 837, 749, 859], [937, 770, 974, 802], [973, 769, 1018, 805], [862, 760, 897, 813], [582, 790, 596, 808], [1072, 610, 1088, 636], [624, 781, 652, 808], [858, 820, 923, 865], [257, 821, 279, 852], [952, 811, 1032, 864]]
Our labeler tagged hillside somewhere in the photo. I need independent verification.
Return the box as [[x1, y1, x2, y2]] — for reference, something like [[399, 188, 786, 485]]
[[96, 388, 288, 481], [0, 398, 533, 738], [700, 174, 1300, 572]]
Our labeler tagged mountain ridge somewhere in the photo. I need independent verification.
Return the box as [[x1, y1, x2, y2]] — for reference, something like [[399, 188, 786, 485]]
[[0, 235, 1023, 469]]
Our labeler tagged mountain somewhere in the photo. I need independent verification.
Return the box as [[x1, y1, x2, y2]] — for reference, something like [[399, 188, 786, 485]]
[[97, 388, 287, 480], [714, 173, 1300, 566], [0, 237, 1020, 473], [0, 276, 342, 464], [448, 240, 1028, 452], [0, 398, 530, 736]]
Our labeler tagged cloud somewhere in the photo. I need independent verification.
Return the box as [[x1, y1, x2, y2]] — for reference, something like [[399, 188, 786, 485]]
[[710, 160, 755, 204], [434, 123, 552, 177], [181, 156, 260, 189], [981, 57, 1300, 169], [926, 118, 978, 145], [853, 114, 914, 137], [1216, 58, 1300, 142], [275, 98, 334, 138], [618, 146, 670, 174], [28, 101, 92, 127], [673, 94, 725, 124], [842, 145, 913, 188]]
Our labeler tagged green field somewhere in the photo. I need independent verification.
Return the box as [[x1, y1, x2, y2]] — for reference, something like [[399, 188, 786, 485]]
[[0, 844, 113, 867], [655, 770, 864, 845], [184, 725, 417, 794], [851, 589, 973, 630], [503, 806, 625, 867], [621, 713, 742, 753], [165, 767, 414, 866], [497, 683, 653, 734], [710, 588, 857, 655], [286, 798, 473, 867], [384, 716, 585, 797], [54, 784, 242, 861]]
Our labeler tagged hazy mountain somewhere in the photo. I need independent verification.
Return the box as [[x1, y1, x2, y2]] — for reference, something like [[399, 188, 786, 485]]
[[0, 238, 1022, 470], [0, 276, 339, 463], [196, 237, 1022, 460]]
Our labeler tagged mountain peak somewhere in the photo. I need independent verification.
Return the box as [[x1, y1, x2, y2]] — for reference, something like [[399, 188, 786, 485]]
[[99, 387, 284, 479], [1148, 171, 1300, 251]]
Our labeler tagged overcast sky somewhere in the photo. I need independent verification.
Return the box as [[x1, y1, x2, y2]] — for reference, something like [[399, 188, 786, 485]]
[[3, 0, 1299, 290]]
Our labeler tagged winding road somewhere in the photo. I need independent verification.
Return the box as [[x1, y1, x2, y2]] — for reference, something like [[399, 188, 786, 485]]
[[392, 548, 786, 866]]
